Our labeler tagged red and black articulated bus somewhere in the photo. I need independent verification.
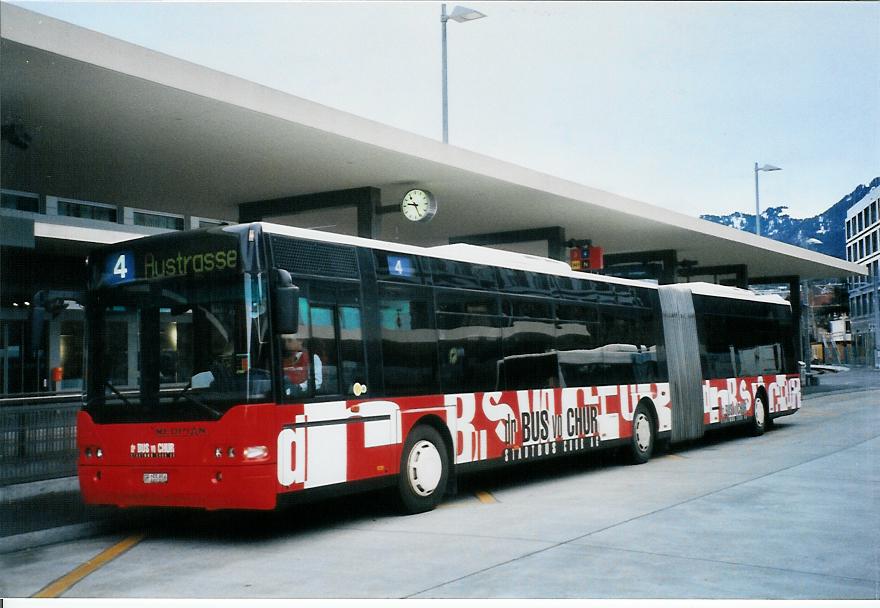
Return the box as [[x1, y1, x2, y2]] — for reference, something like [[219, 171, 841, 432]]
[[77, 222, 801, 513]]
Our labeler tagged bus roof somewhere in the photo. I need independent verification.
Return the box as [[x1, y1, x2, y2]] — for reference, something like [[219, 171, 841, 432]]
[[253, 222, 790, 306], [685, 282, 791, 306], [254, 222, 654, 289]]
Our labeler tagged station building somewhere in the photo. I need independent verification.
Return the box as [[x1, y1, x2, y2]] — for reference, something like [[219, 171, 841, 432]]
[[0, 3, 866, 402]]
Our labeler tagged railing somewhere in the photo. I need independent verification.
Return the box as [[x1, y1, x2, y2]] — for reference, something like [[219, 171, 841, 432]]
[[0, 395, 82, 486]]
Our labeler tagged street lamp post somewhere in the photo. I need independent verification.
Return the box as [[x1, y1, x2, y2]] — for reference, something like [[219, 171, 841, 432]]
[[754, 162, 782, 236], [441, 4, 486, 144]]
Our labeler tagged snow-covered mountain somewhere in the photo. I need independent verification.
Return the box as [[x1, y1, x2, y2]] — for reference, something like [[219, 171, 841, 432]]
[[700, 177, 880, 260]]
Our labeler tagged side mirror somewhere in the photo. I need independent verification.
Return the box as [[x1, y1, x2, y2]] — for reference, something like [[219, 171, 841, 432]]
[[272, 269, 300, 334], [191, 370, 215, 389]]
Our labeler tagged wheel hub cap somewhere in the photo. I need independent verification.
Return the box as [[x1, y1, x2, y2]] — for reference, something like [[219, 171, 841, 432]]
[[408, 440, 442, 497], [635, 414, 651, 452]]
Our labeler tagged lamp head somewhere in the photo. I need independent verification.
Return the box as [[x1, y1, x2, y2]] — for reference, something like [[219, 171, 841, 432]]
[[449, 5, 487, 22], [757, 164, 782, 172]]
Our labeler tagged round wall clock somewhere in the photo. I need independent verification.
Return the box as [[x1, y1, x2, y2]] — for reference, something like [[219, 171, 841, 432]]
[[401, 189, 438, 223]]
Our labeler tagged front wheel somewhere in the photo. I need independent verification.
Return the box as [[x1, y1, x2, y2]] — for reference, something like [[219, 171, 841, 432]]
[[397, 425, 449, 514], [628, 404, 655, 465]]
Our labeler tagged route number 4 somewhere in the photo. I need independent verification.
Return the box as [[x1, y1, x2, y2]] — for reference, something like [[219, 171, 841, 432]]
[[387, 255, 412, 277], [113, 254, 128, 279]]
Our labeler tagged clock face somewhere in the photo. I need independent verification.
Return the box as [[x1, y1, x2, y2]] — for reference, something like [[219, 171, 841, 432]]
[[401, 189, 437, 223]]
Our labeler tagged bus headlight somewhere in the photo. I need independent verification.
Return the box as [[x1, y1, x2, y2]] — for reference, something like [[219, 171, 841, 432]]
[[244, 446, 268, 460]]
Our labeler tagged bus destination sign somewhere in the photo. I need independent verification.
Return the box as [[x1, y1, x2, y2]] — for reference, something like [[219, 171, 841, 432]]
[[98, 246, 240, 287]]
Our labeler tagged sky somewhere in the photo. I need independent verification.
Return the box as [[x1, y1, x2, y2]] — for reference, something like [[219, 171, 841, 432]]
[[10, 1, 880, 219]]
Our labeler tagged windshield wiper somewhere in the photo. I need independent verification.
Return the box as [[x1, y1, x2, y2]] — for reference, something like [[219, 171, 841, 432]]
[[103, 380, 134, 407], [172, 382, 223, 418]]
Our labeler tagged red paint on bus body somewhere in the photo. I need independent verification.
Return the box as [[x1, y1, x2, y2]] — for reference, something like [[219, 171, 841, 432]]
[[78, 374, 799, 511]]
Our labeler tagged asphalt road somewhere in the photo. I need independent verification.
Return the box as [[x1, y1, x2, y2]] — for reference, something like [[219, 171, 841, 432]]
[[2, 385, 878, 600]]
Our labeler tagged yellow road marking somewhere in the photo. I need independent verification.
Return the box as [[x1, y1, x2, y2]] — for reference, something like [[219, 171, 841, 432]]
[[666, 453, 687, 460], [33, 533, 146, 598], [475, 490, 497, 504]]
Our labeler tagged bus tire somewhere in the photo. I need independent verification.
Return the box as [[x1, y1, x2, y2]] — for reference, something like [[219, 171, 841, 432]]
[[628, 404, 655, 465], [397, 425, 449, 514], [750, 393, 768, 436]]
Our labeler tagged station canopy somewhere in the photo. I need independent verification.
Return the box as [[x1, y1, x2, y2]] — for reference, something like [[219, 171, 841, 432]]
[[0, 4, 865, 280]]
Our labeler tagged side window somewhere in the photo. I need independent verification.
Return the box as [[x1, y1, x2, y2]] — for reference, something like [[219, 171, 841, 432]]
[[431, 259, 497, 289], [500, 297, 556, 390], [339, 305, 366, 396], [555, 303, 598, 352], [437, 291, 502, 394], [279, 288, 366, 400], [595, 305, 661, 385], [310, 305, 338, 396], [695, 295, 795, 380], [737, 316, 791, 377], [379, 286, 438, 396], [280, 299, 313, 398], [554, 302, 600, 388], [698, 313, 737, 380]]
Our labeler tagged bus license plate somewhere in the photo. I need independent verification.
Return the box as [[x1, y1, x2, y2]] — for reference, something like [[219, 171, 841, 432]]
[[143, 473, 168, 484]]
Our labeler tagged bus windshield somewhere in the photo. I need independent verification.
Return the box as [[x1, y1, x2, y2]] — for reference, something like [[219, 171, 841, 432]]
[[85, 274, 271, 423]]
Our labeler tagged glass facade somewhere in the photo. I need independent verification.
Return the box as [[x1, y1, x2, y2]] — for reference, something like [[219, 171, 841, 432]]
[[58, 200, 117, 223], [1, 190, 39, 213], [133, 210, 184, 231]]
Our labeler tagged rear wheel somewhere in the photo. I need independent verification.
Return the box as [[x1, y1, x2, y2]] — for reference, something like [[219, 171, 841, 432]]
[[397, 425, 449, 514], [628, 404, 655, 464], [750, 393, 768, 436]]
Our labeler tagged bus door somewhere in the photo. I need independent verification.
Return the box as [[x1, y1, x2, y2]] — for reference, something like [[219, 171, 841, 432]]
[[658, 286, 704, 442], [277, 283, 398, 491]]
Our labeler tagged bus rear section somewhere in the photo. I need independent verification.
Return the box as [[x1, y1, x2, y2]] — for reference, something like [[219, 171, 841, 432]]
[[658, 284, 800, 445], [694, 287, 801, 432]]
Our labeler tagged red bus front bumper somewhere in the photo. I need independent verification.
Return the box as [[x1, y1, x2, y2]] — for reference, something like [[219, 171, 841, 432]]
[[78, 462, 277, 511], [77, 406, 279, 511]]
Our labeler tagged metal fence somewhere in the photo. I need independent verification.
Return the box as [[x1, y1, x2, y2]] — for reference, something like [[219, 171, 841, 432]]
[[0, 396, 82, 486]]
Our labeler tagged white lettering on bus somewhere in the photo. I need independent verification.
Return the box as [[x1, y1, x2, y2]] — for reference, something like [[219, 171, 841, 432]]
[[481, 392, 516, 444], [277, 422, 305, 487], [445, 394, 476, 464]]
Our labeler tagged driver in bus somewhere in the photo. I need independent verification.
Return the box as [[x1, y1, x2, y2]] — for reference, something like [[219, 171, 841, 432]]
[[281, 335, 323, 394]]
